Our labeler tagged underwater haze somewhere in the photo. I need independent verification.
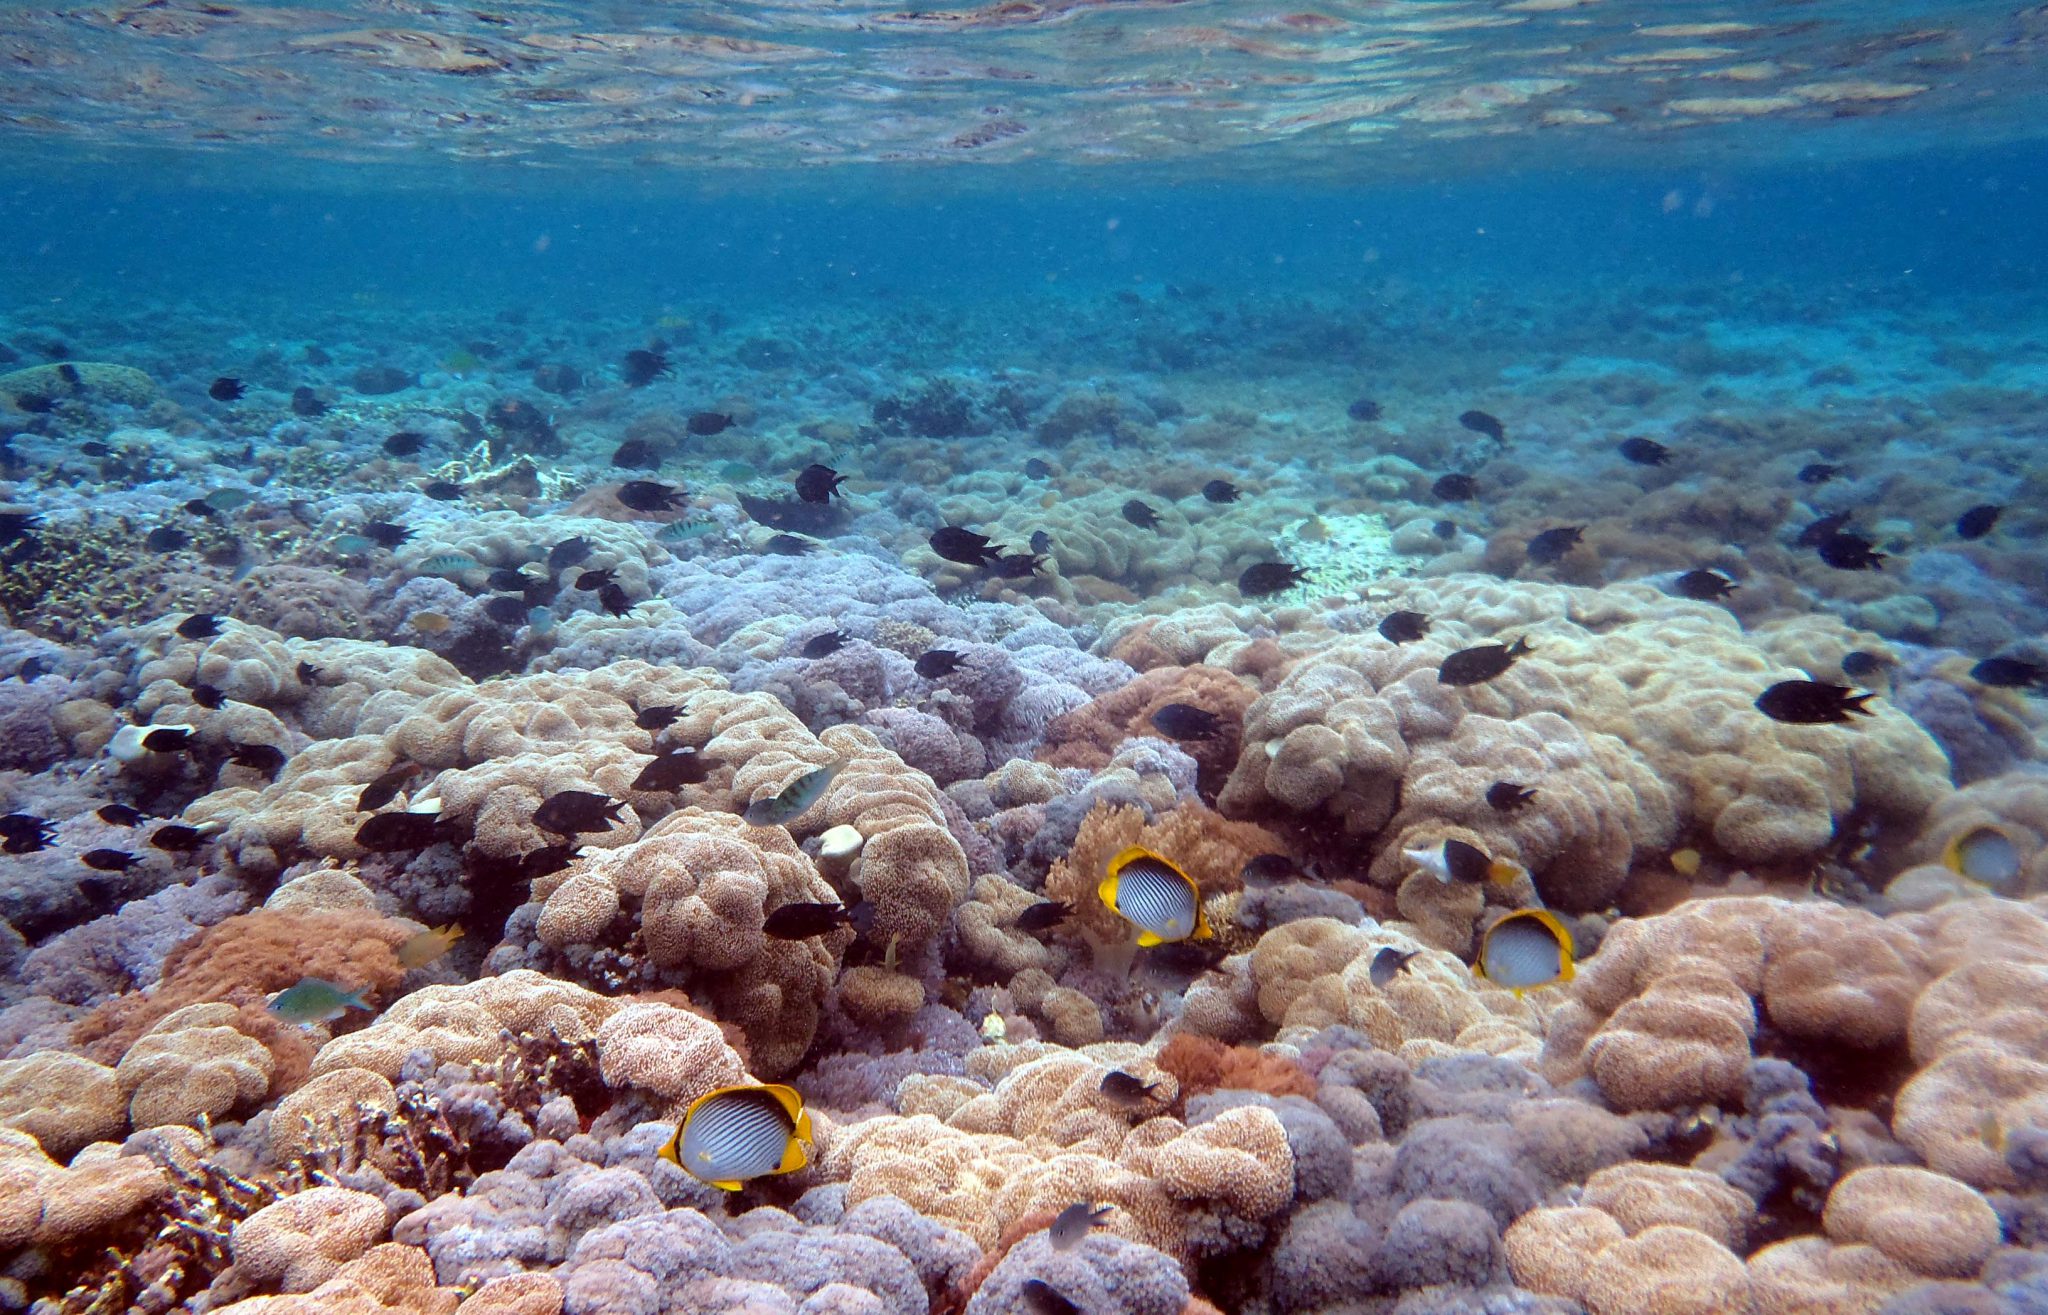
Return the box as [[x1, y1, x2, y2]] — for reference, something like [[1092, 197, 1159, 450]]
[[1, 2, 2047, 1314]]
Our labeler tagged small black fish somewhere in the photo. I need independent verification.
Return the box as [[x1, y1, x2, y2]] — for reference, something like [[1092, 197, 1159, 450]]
[[176, 613, 223, 640], [1957, 504, 2001, 540], [483, 595, 530, 625], [1796, 511, 1856, 548], [763, 901, 854, 939], [1379, 611, 1430, 644], [1150, 703, 1222, 741], [0, 814, 57, 854], [15, 657, 48, 682], [82, 849, 140, 871], [1816, 532, 1885, 571], [424, 481, 466, 501], [1016, 900, 1072, 933], [56, 363, 81, 388], [1839, 651, 1890, 679], [1024, 457, 1055, 479], [930, 526, 1003, 567], [795, 464, 848, 504], [549, 537, 593, 570], [1239, 561, 1308, 597], [1755, 680, 1875, 725], [0, 512, 42, 544], [1798, 463, 1846, 485], [631, 749, 718, 792], [96, 804, 143, 827], [1099, 1069, 1163, 1108], [1433, 473, 1478, 502], [355, 811, 445, 852], [636, 704, 684, 731], [296, 661, 321, 685], [1030, 530, 1053, 556], [765, 534, 816, 556], [612, 439, 659, 469], [802, 630, 850, 659], [145, 526, 189, 552], [357, 763, 419, 812], [208, 377, 246, 402], [1438, 638, 1533, 687], [989, 552, 1047, 579], [618, 481, 685, 513], [80, 440, 113, 457], [1459, 409, 1506, 443], [1202, 479, 1240, 504], [532, 790, 624, 837], [1487, 782, 1537, 812], [915, 649, 966, 679], [150, 824, 206, 852], [383, 430, 428, 457], [227, 742, 287, 776], [1618, 437, 1671, 467], [1369, 947, 1421, 988], [621, 349, 671, 387], [1526, 526, 1584, 565], [142, 727, 193, 753], [519, 843, 579, 880], [574, 567, 617, 591], [290, 386, 327, 417], [688, 411, 735, 436], [1048, 1201, 1113, 1251], [12, 393, 53, 413], [597, 583, 635, 617], [181, 498, 218, 519], [1021, 1279, 1083, 1315], [1673, 569, 1737, 601], [1970, 657, 2048, 690], [1347, 398, 1382, 422], [1121, 500, 1161, 530], [191, 684, 226, 709], [361, 521, 414, 549], [1240, 854, 1296, 882]]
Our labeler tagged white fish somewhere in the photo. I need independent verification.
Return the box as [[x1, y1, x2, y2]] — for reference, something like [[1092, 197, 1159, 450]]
[[1473, 909, 1575, 996]]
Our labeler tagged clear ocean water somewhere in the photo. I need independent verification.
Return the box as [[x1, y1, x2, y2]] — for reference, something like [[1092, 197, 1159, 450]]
[[0, 2, 2045, 1312]]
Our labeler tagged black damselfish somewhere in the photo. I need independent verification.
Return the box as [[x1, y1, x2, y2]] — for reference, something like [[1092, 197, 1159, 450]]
[[1755, 680, 1876, 725], [1202, 479, 1240, 503], [1459, 410, 1506, 442], [1378, 611, 1430, 644], [915, 649, 966, 679], [1150, 703, 1222, 741], [802, 630, 850, 658], [1121, 500, 1162, 530], [929, 526, 1003, 567], [1438, 638, 1533, 687], [1525, 526, 1584, 565], [618, 481, 685, 513], [532, 790, 625, 837], [1239, 561, 1308, 597], [795, 464, 848, 504], [1432, 473, 1478, 501], [1618, 437, 1671, 466]]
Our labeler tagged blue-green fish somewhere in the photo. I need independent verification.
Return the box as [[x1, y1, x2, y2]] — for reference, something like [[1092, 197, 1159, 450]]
[[658, 517, 717, 542], [203, 487, 255, 512], [418, 553, 483, 576], [528, 607, 556, 636], [331, 534, 376, 555], [268, 977, 369, 1024], [719, 461, 759, 483], [742, 760, 843, 827]]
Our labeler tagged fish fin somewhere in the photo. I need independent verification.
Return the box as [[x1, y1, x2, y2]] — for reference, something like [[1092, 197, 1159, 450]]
[[657, 1134, 682, 1167], [1097, 873, 1120, 911], [1471, 960, 1489, 982], [760, 1084, 808, 1127], [1940, 834, 1965, 876], [1135, 929, 1164, 948], [1488, 859, 1524, 884], [1192, 904, 1215, 940], [708, 1178, 745, 1192], [776, 1135, 810, 1176]]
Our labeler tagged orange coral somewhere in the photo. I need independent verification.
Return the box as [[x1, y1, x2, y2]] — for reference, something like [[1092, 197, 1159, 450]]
[[1045, 803, 1282, 948], [1040, 665, 1257, 795], [74, 910, 409, 1069], [942, 1207, 1059, 1315], [1156, 1033, 1316, 1103]]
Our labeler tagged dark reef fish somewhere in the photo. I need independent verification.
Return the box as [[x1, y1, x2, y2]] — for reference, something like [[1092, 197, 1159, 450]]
[[631, 748, 718, 792], [1795, 511, 1855, 548], [423, 481, 466, 501], [1618, 437, 1671, 466], [1798, 463, 1846, 485], [1098, 1069, 1164, 1108], [1815, 532, 1885, 571], [1149, 703, 1222, 741], [142, 728, 193, 753], [795, 464, 848, 503], [357, 763, 419, 812], [688, 411, 735, 436], [1016, 900, 1072, 933], [1673, 569, 1738, 601], [96, 804, 142, 827], [1438, 638, 1532, 686], [1378, 611, 1430, 644], [1048, 1202, 1113, 1251], [612, 439, 659, 469], [636, 704, 685, 731], [929, 526, 1003, 567], [617, 480, 686, 513], [1121, 500, 1162, 530], [1238, 561, 1308, 597], [1458, 409, 1506, 443], [144, 526, 189, 552], [227, 742, 287, 776], [802, 630, 850, 658], [1755, 680, 1876, 725], [1970, 656, 2048, 690], [296, 661, 321, 684], [1525, 526, 1584, 565], [1024, 457, 1056, 479], [548, 537, 593, 570], [0, 512, 42, 544], [0, 814, 57, 854], [762, 901, 855, 940], [191, 684, 226, 709], [1347, 397, 1383, 421], [532, 790, 625, 837], [765, 533, 818, 556], [208, 377, 246, 402], [1487, 782, 1537, 812], [597, 583, 635, 617], [82, 849, 140, 871], [574, 567, 617, 591], [621, 349, 671, 387], [989, 552, 1047, 579], [1021, 1280, 1082, 1315], [483, 595, 530, 625], [289, 386, 327, 417], [915, 649, 966, 679], [1241, 854, 1297, 882], [176, 613, 223, 640], [1369, 947, 1421, 988], [361, 521, 414, 549], [1432, 473, 1478, 501], [382, 430, 428, 457], [1202, 479, 1240, 503], [1839, 651, 1892, 680], [150, 824, 206, 852], [1956, 504, 2001, 540], [1030, 530, 1053, 556]]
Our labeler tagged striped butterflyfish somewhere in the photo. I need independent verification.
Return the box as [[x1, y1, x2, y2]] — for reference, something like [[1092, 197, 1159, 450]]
[[1097, 845, 1211, 947], [1472, 909, 1575, 996], [658, 1083, 813, 1191]]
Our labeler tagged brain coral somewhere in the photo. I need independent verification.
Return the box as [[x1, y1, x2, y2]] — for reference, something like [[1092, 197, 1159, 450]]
[[1219, 578, 1949, 901]]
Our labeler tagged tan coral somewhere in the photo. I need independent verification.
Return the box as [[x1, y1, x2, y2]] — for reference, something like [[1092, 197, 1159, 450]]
[[1746, 1236, 1918, 1315], [1504, 1206, 1629, 1305], [269, 1067, 400, 1164], [1821, 1166, 2000, 1278], [0, 1129, 170, 1250], [213, 1241, 460, 1313], [1043, 802, 1277, 951], [311, 971, 619, 1079], [594, 1002, 748, 1115], [230, 1185, 390, 1292], [1580, 1162, 1755, 1251], [457, 1274, 564, 1314], [116, 1003, 275, 1130], [1581, 1224, 1751, 1315], [839, 966, 927, 1027], [0, 1052, 127, 1160]]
